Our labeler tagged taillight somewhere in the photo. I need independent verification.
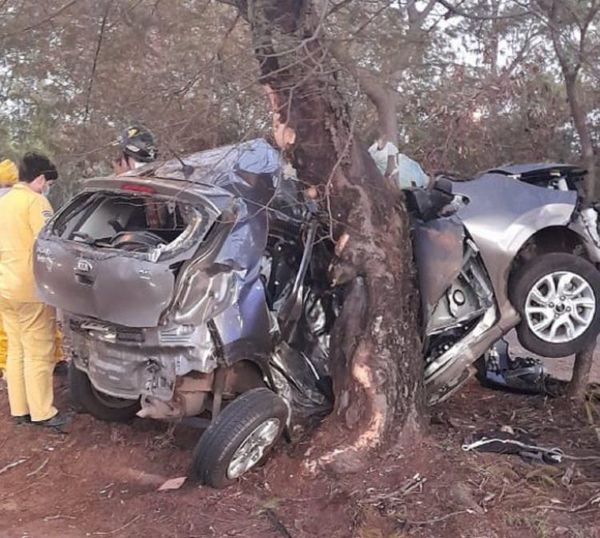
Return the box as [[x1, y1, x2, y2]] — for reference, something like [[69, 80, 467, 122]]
[[121, 183, 155, 194]]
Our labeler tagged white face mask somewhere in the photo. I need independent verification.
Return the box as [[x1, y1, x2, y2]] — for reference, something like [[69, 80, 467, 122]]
[[42, 182, 52, 196]]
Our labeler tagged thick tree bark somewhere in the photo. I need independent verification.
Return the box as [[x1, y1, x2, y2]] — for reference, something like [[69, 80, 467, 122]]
[[222, 0, 424, 470], [563, 72, 597, 201], [356, 71, 399, 147], [567, 344, 595, 401]]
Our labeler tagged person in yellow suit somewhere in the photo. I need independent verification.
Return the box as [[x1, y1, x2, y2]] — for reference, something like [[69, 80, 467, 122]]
[[0, 159, 19, 374], [0, 160, 64, 377], [0, 158, 18, 196], [0, 153, 69, 429]]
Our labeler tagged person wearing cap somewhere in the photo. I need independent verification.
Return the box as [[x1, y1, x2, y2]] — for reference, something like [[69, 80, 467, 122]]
[[112, 124, 158, 174], [0, 152, 69, 429], [112, 124, 166, 228], [0, 158, 18, 197]]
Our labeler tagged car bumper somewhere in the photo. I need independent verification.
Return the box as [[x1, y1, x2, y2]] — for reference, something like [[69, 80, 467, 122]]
[[64, 314, 216, 400]]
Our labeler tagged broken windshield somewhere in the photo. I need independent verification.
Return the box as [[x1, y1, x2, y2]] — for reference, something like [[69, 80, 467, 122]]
[[51, 191, 209, 260]]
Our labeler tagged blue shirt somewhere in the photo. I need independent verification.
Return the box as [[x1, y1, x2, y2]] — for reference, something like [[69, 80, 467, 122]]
[[396, 153, 429, 189]]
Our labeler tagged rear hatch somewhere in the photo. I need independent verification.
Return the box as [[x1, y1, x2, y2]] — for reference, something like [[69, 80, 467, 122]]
[[35, 176, 234, 327]]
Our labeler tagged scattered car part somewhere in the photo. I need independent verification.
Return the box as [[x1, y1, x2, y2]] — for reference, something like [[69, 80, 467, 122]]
[[462, 431, 565, 464], [475, 338, 551, 395]]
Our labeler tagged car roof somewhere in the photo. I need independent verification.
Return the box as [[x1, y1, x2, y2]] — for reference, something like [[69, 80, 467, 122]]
[[122, 138, 281, 185], [484, 162, 586, 178]]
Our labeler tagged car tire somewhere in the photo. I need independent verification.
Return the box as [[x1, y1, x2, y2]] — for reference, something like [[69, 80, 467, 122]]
[[69, 362, 140, 422], [190, 388, 288, 488], [511, 252, 600, 357]]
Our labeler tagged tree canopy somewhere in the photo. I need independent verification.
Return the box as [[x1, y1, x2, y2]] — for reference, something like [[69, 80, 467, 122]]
[[2, 0, 599, 197]]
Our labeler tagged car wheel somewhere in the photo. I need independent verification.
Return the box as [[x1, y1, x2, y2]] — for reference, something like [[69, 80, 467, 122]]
[[69, 362, 140, 422], [511, 252, 600, 357], [190, 388, 288, 488]]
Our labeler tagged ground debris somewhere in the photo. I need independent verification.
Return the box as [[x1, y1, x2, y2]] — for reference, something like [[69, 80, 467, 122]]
[[527, 491, 600, 513], [26, 457, 50, 477], [92, 515, 142, 535], [450, 482, 485, 514], [1, 376, 599, 537], [360, 473, 426, 507], [43, 514, 76, 522], [157, 476, 187, 491], [0, 458, 27, 475], [399, 509, 470, 527], [561, 463, 576, 487], [261, 508, 293, 538]]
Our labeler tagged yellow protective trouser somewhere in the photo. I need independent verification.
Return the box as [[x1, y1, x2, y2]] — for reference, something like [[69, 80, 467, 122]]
[[0, 297, 57, 421], [0, 324, 62, 371], [0, 322, 7, 370]]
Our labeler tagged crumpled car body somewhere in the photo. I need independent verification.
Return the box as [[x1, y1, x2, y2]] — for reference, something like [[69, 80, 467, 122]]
[[34, 142, 600, 484], [35, 140, 333, 426], [412, 163, 600, 402]]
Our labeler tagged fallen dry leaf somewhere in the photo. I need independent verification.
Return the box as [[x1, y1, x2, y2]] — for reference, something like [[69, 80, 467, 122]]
[[157, 476, 187, 491]]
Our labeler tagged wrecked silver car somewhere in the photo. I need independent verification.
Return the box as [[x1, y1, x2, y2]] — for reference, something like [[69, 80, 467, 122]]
[[35, 140, 335, 487], [34, 140, 600, 487], [413, 163, 600, 402]]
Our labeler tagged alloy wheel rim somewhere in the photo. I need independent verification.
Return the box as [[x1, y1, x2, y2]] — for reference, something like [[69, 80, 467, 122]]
[[524, 270, 596, 344], [227, 418, 281, 479]]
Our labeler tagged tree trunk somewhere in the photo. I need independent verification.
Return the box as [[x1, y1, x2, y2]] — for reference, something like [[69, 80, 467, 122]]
[[546, 0, 597, 203], [328, 40, 398, 146], [567, 344, 595, 401], [222, 0, 425, 470], [563, 72, 597, 201], [356, 71, 399, 147]]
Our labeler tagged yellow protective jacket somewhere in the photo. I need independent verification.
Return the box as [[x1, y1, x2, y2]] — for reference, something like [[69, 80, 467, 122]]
[[0, 184, 61, 369], [0, 184, 53, 303]]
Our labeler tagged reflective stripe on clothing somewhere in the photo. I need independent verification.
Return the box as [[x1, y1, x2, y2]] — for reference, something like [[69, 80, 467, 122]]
[[0, 184, 53, 302]]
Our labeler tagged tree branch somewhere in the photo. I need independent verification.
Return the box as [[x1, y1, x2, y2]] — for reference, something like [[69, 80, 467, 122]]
[[407, 0, 437, 26], [436, 0, 530, 20], [83, 0, 112, 122], [1, 0, 81, 37], [329, 40, 398, 145], [327, 0, 355, 17]]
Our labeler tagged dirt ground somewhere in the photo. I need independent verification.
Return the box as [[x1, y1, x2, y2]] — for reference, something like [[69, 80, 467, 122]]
[[1, 347, 599, 538]]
